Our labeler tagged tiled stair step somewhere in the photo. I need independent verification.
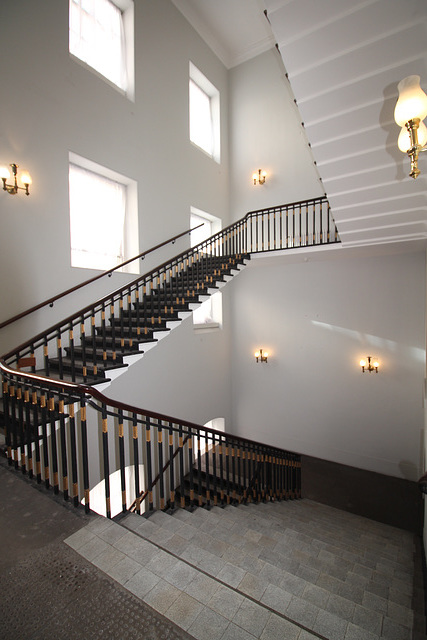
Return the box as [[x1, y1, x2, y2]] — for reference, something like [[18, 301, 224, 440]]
[[118, 501, 422, 640], [48, 357, 127, 379]]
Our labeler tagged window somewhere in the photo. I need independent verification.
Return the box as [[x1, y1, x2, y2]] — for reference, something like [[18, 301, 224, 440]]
[[191, 208, 222, 327], [189, 62, 220, 162], [69, 0, 134, 100], [69, 153, 138, 272]]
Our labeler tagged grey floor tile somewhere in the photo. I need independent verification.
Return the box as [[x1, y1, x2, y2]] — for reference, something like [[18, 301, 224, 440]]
[[232, 599, 271, 638], [286, 595, 319, 629], [238, 572, 269, 600], [352, 604, 383, 636], [184, 572, 221, 604], [216, 562, 247, 588], [220, 622, 256, 640], [105, 554, 142, 585], [386, 602, 414, 630], [91, 544, 126, 573], [165, 591, 205, 630], [302, 582, 330, 608], [143, 580, 181, 614], [188, 606, 230, 640], [208, 584, 245, 620], [124, 566, 161, 599], [362, 590, 388, 615], [260, 583, 292, 615], [279, 572, 307, 597], [259, 612, 301, 640], [381, 616, 412, 640], [344, 622, 380, 640], [326, 592, 356, 621], [313, 609, 349, 640]]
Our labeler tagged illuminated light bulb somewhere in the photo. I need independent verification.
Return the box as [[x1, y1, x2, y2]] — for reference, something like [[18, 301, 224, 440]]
[[373, 361, 379, 369], [360, 359, 366, 368], [394, 75, 427, 127], [255, 351, 260, 359], [0, 166, 10, 180], [20, 170, 32, 185]]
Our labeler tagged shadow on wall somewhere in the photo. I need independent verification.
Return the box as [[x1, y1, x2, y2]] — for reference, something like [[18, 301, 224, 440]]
[[301, 454, 422, 534]]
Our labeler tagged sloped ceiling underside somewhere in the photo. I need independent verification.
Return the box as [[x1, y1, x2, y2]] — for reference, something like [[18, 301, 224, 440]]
[[264, 0, 427, 247]]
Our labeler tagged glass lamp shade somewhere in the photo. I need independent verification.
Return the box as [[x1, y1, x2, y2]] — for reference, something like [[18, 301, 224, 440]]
[[394, 75, 427, 127], [20, 170, 32, 185], [0, 166, 10, 180], [398, 120, 427, 152]]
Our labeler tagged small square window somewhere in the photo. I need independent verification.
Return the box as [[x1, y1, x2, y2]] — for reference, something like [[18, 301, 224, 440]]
[[189, 62, 220, 163]]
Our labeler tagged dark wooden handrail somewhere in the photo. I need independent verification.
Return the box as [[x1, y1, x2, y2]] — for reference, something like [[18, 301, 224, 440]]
[[0, 223, 203, 331], [0, 360, 296, 453]]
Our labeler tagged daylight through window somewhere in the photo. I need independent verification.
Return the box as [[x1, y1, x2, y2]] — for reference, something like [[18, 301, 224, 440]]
[[69, 0, 133, 96], [69, 163, 126, 271], [189, 62, 220, 163]]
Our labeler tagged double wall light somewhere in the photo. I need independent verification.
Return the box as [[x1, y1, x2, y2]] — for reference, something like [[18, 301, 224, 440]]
[[0, 163, 32, 196], [360, 357, 379, 373], [253, 169, 266, 185], [394, 75, 427, 179], [255, 348, 268, 363]]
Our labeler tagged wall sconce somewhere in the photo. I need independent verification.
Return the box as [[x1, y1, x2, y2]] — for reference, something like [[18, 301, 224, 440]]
[[394, 75, 427, 179], [255, 348, 268, 363], [360, 357, 379, 373], [253, 169, 266, 185], [0, 163, 32, 195]]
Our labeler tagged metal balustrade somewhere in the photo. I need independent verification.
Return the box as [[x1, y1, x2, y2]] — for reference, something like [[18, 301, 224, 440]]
[[0, 197, 338, 517]]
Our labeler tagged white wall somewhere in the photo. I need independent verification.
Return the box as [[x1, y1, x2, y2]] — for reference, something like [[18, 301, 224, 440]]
[[228, 49, 324, 220], [0, 0, 230, 355], [229, 247, 426, 481]]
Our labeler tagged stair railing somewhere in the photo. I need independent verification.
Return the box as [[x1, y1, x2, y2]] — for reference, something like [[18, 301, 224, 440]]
[[0, 224, 205, 332], [0, 196, 335, 516], [1, 362, 301, 518]]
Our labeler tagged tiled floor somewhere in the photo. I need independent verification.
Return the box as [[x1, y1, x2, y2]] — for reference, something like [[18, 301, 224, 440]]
[[65, 499, 427, 640]]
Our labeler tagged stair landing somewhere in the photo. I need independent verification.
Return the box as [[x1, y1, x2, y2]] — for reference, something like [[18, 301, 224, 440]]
[[65, 499, 426, 640]]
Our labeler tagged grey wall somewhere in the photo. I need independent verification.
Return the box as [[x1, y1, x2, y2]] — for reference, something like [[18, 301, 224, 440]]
[[0, 0, 230, 353], [229, 248, 426, 480]]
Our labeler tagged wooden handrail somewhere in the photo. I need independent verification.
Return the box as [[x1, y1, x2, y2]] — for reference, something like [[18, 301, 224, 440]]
[[0, 224, 203, 331]]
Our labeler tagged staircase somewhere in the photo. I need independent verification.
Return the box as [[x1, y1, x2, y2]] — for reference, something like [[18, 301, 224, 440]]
[[65, 497, 425, 640]]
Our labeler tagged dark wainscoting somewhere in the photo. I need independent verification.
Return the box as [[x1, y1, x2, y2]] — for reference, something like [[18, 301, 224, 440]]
[[301, 454, 423, 534]]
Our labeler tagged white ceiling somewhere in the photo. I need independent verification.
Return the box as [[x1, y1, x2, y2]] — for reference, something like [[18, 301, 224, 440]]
[[172, 0, 427, 249]]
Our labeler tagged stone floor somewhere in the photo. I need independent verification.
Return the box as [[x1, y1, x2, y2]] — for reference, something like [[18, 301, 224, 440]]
[[0, 460, 193, 640], [68, 498, 427, 640], [1, 454, 426, 640]]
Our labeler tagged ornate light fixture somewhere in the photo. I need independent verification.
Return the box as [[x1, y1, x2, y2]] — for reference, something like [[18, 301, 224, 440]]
[[394, 75, 427, 179], [255, 348, 268, 363], [360, 357, 379, 373], [252, 169, 266, 185], [0, 163, 32, 195]]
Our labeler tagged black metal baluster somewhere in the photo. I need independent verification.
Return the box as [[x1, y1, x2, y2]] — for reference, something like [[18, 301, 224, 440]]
[[205, 431, 211, 509], [80, 397, 90, 514], [40, 393, 49, 488], [80, 316, 87, 382], [211, 436, 218, 506], [197, 431, 202, 507], [168, 422, 175, 512], [132, 412, 140, 514], [44, 337, 50, 377], [179, 425, 185, 509], [225, 441, 230, 504], [24, 387, 33, 478], [158, 421, 165, 510], [145, 416, 153, 512], [48, 393, 59, 495], [2, 380, 11, 465], [188, 428, 196, 510], [219, 436, 225, 505], [91, 310, 98, 379], [69, 322, 76, 382], [110, 299, 117, 367], [16, 386, 25, 473], [56, 329, 63, 379], [58, 395, 69, 501], [68, 401, 79, 507], [118, 409, 127, 513], [32, 390, 41, 483], [231, 443, 236, 503], [101, 404, 111, 518]]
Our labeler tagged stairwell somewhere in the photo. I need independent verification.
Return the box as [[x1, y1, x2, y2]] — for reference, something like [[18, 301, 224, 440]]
[[65, 497, 425, 640]]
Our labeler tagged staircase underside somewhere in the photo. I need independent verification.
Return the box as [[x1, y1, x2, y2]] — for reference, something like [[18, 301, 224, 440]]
[[66, 498, 425, 640]]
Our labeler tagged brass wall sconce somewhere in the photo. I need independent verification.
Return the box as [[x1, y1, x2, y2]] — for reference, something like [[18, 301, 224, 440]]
[[360, 357, 379, 373], [255, 348, 268, 363], [394, 75, 427, 179], [0, 163, 32, 195], [252, 169, 266, 185]]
